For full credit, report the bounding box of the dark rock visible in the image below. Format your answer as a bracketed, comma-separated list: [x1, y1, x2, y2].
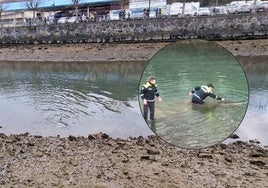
[161, 162, 169, 166]
[140, 155, 150, 161]
[101, 133, 109, 139]
[137, 136, 144, 139]
[122, 158, 129, 163]
[22, 132, 30, 137]
[244, 172, 256, 176]
[0, 133, 7, 139]
[87, 134, 95, 140]
[68, 135, 76, 141]
[136, 139, 144, 146]
[198, 153, 213, 159]
[34, 135, 43, 138]
[7, 137, 18, 143]
[249, 152, 264, 158]
[116, 141, 126, 147]
[224, 156, 233, 163]
[234, 140, 244, 145]
[145, 140, 155, 147]
[147, 149, 160, 155]
[14, 135, 21, 141]
[0, 126, 2, 128]
[219, 143, 227, 149]
[249, 160, 266, 166]
[249, 139, 261, 144]
[27, 140, 35, 146]
[229, 134, 239, 139]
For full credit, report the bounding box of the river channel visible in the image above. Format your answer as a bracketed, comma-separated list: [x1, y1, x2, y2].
[0, 61, 153, 138]
[0, 42, 267, 148]
[231, 56, 268, 146]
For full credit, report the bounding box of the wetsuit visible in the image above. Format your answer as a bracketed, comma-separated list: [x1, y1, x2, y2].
[140, 81, 160, 121]
[191, 85, 222, 104]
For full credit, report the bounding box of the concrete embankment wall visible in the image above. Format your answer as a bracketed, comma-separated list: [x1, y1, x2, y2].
[0, 13, 267, 44]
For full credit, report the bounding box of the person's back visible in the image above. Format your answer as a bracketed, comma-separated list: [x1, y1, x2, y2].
[189, 84, 224, 104]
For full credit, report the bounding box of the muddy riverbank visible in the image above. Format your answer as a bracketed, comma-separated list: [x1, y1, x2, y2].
[0, 133, 267, 187]
[0, 39, 267, 63]
[0, 39, 267, 187]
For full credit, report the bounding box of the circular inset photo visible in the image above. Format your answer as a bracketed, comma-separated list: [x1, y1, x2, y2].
[139, 40, 249, 149]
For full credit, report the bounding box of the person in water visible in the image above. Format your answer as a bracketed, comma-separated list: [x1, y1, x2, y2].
[189, 83, 225, 104]
[140, 77, 162, 121]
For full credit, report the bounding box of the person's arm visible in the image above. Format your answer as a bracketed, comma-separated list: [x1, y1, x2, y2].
[209, 93, 224, 101]
[154, 87, 162, 102]
[189, 86, 201, 95]
[193, 86, 201, 93]
[140, 86, 147, 105]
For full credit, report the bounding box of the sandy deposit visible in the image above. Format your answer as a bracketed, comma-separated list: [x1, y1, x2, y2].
[0, 39, 268, 187]
[0, 39, 267, 63]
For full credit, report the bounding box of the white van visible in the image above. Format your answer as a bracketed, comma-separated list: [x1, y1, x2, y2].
[168, 2, 200, 16]
[226, 1, 253, 14]
[198, 7, 211, 16]
[237, 2, 253, 13]
[109, 10, 120, 20]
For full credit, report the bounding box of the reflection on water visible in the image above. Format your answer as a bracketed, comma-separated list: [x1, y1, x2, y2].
[140, 40, 249, 149]
[0, 61, 153, 138]
[228, 57, 268, 145]
[0, 47, 267, 146]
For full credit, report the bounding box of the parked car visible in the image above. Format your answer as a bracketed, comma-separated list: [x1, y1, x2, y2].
[257, 1, 268, 12]
[47, 15, 55, 24]
[109, 10, 120, 20]
[57, 17, 68, 24]
[53, 12, 65, 23]
[236, 3, 253, 13]
[131, 9, 143, 19]
[211, 6, 228, 15]
[67, 16, 80, 23]
[198, 7, 211, 16]
[226, 4, 239, 14]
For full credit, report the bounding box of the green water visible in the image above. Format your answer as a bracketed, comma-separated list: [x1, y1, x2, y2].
[2, 42, 266, 147]
[139, 40, 249, 149]
[0, 61, 153, 138]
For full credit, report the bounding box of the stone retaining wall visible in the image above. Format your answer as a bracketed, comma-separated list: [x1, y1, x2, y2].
[0, 13, 267, 44]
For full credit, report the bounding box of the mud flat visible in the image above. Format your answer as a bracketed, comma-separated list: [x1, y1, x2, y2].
[0, 133, 267, 187]
[0, 39, 267, 63]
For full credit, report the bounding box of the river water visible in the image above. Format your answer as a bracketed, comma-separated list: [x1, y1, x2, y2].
[230, 56, 268, 145]
[0, 41, 267, 148]
[139, 40, 249, 149]
[0, 61, 153, 138]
